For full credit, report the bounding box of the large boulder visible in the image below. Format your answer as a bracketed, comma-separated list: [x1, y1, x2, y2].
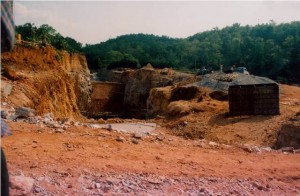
[124, 67, 197, 118]
[15, 107, 35, 118]
[147, 86, 174, 117]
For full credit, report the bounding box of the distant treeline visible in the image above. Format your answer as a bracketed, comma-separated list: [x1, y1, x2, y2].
[16, 22, 300, 83]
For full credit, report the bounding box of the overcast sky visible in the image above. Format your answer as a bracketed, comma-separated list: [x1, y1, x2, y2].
[15, 1, 300, 44]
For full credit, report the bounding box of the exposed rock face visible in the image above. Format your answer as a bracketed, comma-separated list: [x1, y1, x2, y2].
[147, 86, 203, 117]
[147, 86, 174, 117]
[1, 44, 91, 119]
[275, 113, 300, 149]
[107, 69, 135, 84]
[87, 82, 125, 118]
[123, 67, 198, 118]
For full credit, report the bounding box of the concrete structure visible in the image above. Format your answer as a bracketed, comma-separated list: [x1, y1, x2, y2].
[228, 75, 279, 115]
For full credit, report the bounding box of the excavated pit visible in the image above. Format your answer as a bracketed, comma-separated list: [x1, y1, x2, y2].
[85, 81, 125, 119]
[87, 67, 200, 119]
[2, 44, 300, 148]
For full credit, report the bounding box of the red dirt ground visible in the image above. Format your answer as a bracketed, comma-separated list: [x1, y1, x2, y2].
[1, 85, 300, 195]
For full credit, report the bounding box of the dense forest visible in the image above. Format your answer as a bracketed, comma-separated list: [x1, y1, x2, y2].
[15, 22, 300, 83]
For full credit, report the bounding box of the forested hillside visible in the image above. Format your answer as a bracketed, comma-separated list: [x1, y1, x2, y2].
[83, 22, 300, 83]
[15, 22, 300, 83]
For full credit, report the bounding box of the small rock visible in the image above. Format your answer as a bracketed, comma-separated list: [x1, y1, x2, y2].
[30, 162, 38, 169]
[183, 121, 188, 126]
[54, 128, 64, 133]
[221, 144, 231, 149]
[132, 138, 139, 144]
[33, 186, 43, 193]
[241, 144, 261, 153]
[1, 110, 9, 119]
[60, 118, 70, 124]
[82, 169, 91, 174]
[95, 183, 101, 189]
[1, 81, 13, 97]
[252, 182, 264, 191]
[116, 136, 125, 142]
[10, 176, 35, 196]
[43, 118, 52, 124]
[43, 112, 53, 119]
[251, 146, 261, 153]
[52, 123, 61, 128]
[133, 132, 144, 139]
[209, 141, 219, 148]
[27, 117, 38, 124]
[281, 147, 294, 152]
[294, 149, 300, 154]
[106, 177, 120, 185]
[261, 147, 272, 152]
[74, 122, 80, 126]
[32, 144, 38, 148]
[196, 142, 207, 148]
[156, 134, 165, 141]
[87, 184, 94, 189]
[64, 121, 71, 126]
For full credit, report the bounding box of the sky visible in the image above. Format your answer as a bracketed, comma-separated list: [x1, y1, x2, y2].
[15, 1, 300, 45]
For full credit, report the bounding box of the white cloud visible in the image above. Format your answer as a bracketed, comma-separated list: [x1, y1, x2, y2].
[15, 2, 79, 38]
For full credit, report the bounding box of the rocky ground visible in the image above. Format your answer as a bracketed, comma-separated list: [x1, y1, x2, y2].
[2, 114, 300, 195]
[1, 84, 300, 195]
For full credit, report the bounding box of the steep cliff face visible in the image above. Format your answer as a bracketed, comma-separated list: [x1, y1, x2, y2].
[1, 44, 91, 119]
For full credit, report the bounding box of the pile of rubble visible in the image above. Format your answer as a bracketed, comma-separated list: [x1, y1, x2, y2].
[9, 171, 297, 195]
[1, 103, 82, 133]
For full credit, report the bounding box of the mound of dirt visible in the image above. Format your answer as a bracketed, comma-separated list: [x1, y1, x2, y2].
[147, 85, 210, 118]
[1, 44, 91, 119]
[161, 84, 300, 147]
[167, 101, 206, 117]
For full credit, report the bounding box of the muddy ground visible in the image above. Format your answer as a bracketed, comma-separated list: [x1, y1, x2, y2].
[2, 84, 300, 195]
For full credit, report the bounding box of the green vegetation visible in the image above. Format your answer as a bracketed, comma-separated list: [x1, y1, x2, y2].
[15, 23, 82, 53]
[15, 22, 300, 83]
[83, 22, 300, 83]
